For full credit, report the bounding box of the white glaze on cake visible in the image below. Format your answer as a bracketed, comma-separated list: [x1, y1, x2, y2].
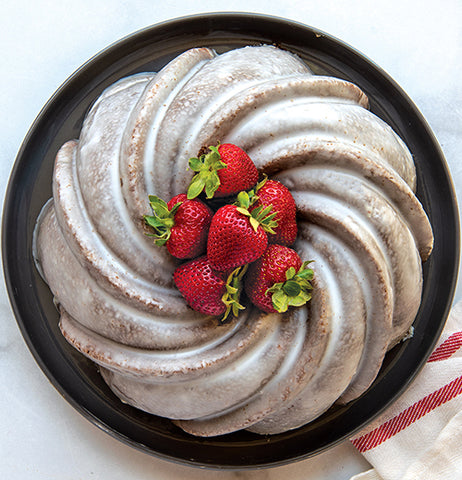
[33, 45, 433, 436]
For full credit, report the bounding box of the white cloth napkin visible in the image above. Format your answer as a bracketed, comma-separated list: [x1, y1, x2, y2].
[349, 301, 462, 480]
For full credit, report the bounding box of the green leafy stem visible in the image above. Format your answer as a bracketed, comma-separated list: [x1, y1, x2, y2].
[143, 195, 182, 245]
[266, 261, 314, 313]
[221, 264, 248, 323]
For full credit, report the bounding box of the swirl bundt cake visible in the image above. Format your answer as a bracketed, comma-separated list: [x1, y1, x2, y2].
[33, 45, 434, 436]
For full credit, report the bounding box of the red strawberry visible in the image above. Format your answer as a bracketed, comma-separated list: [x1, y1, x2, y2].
[250, 178, 297, 246]
[187, 143, 259, 199]
[173, 256, 247, 321]
[207, 191, 278, 271]
[144, 193, 212, 259]
[245, 245, 313, 313]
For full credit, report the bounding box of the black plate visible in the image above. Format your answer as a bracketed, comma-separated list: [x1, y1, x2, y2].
[2, 13, 459, 469]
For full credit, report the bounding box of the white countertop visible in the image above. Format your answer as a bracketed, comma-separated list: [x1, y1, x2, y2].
[1, 1, 461, 478]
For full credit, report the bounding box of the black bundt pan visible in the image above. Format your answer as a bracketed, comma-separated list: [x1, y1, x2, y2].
[2, 12, 459, 469]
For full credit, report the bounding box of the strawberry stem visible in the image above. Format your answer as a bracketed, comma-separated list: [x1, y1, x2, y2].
[143, 195, 182, 245]
[220, 264, 248, 323]
[187, 145, 227, 199]
[234, 191, 278, 233]
[266, 261, 314, 313]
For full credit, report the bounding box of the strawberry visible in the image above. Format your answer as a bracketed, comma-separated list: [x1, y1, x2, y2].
[250, 178, 297, 246]
[187, 143, 259, 199]
[144, 193, 212, 259]
[173, 256, 247, 321]
[207, 191, 278, 271]
[245, 244, 313, 313]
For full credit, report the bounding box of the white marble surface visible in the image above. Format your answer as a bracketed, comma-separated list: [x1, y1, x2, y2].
[1, 1, 461, 478]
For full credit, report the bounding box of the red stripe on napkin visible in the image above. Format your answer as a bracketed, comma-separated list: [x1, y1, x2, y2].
[351, 375, 462, 453]
[427, 331, 462, 362]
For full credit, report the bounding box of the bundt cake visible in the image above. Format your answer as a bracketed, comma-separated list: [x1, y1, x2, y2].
[33, 45, 434, 436]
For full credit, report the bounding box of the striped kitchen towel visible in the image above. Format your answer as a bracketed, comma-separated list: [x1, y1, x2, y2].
[349, 300, 462, 480]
